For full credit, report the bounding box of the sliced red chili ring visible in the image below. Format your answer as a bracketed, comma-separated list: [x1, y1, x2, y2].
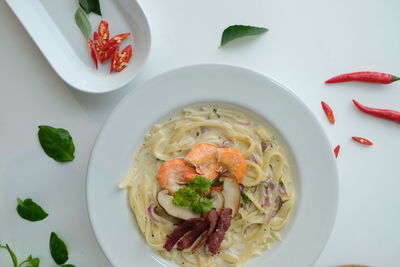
[352, 136, 373, 146]
[110, 46, 119, 73]
[107, 33, 131, 48]
[98, 20, 109, 45]
[88, 39, 98, 69]
[321, 101, 335, 124]
[114, 45, 133, 72]
[334, 145, 340, 158]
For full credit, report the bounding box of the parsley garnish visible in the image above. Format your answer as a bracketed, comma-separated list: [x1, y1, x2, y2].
[173, 176, 212, 213]
[187, 176, 212, 193]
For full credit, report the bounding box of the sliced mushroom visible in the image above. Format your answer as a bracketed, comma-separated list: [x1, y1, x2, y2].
[154, 204, 182, 225]
[157, 190, 200, 220]
[210, 191, 224, 212]
[221, 177, 241, 217]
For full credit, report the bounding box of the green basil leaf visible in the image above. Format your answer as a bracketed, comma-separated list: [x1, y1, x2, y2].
[79, 0, 101, 16]
[16, 198, 48, 222]
[220, 25, 268, 47]
[26, 255, 40, 267]
[49, 232, 68, 265]
[60, 265, 76, 267]
[38, 125, 75, 162]
[74, 8, 91, 40]
[0, 244, 18, 267]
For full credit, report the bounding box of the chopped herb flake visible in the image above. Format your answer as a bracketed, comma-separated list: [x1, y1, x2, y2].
[241, 192, 250, 204]
[212, 108, 221, 118]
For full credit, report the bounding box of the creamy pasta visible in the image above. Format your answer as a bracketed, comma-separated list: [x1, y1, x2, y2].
[119, 105, 295, 267]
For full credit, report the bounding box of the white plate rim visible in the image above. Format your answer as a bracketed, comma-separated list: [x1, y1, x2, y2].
[86, 63, 339, 267]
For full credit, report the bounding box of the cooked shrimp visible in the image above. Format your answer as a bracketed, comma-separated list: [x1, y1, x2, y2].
[217, 147, 247, 183]
[157, 158, 197, 193]
[185, 143, 221, 180]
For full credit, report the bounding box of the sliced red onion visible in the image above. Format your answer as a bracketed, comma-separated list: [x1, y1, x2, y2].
[147, 204, 161, 223]
[263, 195, 270, 207]
[200, 126, 211, 134]
[239, 184, 245, 191]
[248, 153, 257, 163]
[261, 141, 272, 153]
[273, 196, 282, 216]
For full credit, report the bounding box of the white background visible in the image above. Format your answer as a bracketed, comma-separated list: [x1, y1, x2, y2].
[1, 0, 399, 266]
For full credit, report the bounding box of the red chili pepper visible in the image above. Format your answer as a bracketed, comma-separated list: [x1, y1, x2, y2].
[333, 145, 340, 158]
[98, 20, 109, 45]
[114, 45, 133, 72]
[93, 32, 106, 63]
[352, 136, 373, 146]
[107, 33, 131, 48]
[325, 71, 400, 84]
[88, 39, 98, 69]
[110, 46, 119, 73]
[321, 101, 335, 124]
[103, 43, 118, 62]
[352, 100, 400, 123]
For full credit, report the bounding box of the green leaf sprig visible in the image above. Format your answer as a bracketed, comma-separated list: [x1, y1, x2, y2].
[79, 0, 102, 16]
[220, 25, 268, 47]
[75, 8, 91, 39]
[17, 198, 48, 222]
[173, 176, 213, 213]
[38, 125, 75, 162]
[49, 232, 69, 265]
[0, 244, 40, 267]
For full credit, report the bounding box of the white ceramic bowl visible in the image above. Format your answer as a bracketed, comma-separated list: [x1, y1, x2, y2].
[5, 0, 151, 93]
[87, 64, 338, 266]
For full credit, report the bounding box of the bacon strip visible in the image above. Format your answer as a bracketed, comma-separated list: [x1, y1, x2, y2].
[206, 208, 232, 255]
[163, 217, 205, 251]
[177, 220, 209, 250]
[192, 208, 219, 252]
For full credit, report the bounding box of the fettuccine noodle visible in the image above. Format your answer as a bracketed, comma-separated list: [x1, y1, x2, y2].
[120, 105, 295, 267]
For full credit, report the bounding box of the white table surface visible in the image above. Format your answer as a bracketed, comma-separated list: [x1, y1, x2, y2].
[1, 0, 399, 266]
